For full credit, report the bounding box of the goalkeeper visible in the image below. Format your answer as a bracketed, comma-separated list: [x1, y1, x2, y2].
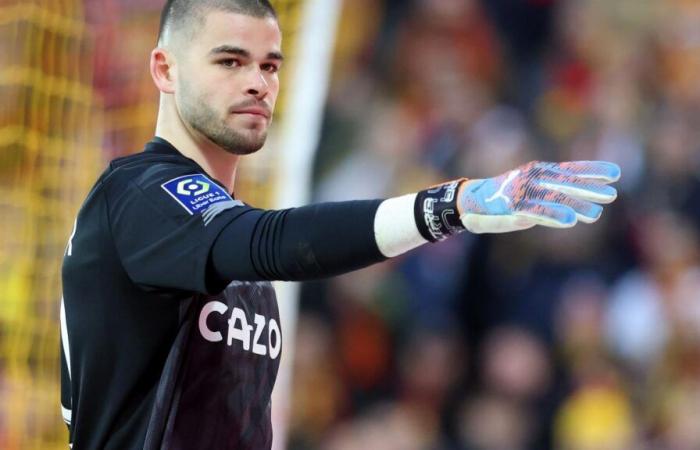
[59, 0, 620, 449]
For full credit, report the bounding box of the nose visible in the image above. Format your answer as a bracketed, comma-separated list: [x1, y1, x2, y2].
[245, 67, 268, 99]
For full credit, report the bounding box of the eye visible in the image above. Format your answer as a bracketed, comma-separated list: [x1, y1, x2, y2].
[219, 58, 240, 68]
[261, 63, 279, 73]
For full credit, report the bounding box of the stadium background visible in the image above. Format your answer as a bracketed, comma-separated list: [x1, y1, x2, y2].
[2, 0, 700, 449]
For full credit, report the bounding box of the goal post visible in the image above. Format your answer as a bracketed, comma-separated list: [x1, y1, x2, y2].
[268, 0, 344, 447]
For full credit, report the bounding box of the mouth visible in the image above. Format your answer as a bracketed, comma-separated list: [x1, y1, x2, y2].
[232, 107, 271, 119]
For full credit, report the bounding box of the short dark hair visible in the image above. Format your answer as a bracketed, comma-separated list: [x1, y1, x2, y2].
[157, 0, 277, 45]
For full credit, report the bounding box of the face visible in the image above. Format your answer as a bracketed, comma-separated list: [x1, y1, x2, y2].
[175, 11, 282, 155]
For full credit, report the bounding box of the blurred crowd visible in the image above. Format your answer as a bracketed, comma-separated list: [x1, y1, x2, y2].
[290, 0, 700, 449]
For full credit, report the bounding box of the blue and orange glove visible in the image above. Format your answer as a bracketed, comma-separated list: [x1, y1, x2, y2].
[457, 160, 621, 233]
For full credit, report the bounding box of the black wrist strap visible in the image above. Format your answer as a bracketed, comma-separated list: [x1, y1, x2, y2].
[414, 178, 468, 242]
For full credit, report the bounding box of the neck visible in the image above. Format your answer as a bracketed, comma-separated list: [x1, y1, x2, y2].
[155, 96, 240, 194]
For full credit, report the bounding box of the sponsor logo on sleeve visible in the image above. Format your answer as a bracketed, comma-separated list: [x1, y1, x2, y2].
[161, 174, 243, 222]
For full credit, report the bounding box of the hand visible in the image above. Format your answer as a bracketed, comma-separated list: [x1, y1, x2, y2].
[458, 160, 621, 233]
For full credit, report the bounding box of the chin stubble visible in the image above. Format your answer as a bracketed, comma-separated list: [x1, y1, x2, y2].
[181, 91, 267, 155]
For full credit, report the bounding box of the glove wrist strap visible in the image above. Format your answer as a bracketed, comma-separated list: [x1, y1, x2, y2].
[414, 178, 468, 242]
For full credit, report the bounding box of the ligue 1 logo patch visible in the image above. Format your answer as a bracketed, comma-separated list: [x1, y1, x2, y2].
[161, 174, 243, 224]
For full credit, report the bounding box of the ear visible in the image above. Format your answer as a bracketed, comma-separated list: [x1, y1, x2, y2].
[150, 47, 176, 94]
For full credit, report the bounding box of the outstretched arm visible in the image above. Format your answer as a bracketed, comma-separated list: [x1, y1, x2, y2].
[210, 160, 621, 285]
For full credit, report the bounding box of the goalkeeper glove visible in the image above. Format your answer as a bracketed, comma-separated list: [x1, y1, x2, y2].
[457, 160, 621, 234]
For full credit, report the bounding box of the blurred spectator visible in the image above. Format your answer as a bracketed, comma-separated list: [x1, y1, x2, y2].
[398, 328, 465, 410]
[554, 383, 637, 450]
[289, 314, 346, 448]
[457, 392, 534, 450]
[480, 326, 551, 402]
[650, 381, 700, 450]
[323, 402, 439, 450]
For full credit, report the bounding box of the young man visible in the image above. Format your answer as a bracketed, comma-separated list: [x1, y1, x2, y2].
[60, 0, 620, 448]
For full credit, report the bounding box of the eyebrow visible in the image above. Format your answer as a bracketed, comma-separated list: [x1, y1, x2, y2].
[208, 45, 284, 61]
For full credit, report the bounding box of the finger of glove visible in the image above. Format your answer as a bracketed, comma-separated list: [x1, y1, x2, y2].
[538, 179, 618, 204]
[537, 161, 621, 183]
[515, 200, 578, 228]
[540, 192, 604, 223]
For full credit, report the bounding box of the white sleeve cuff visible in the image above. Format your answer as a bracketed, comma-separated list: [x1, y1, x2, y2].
[373, 194, 428, 258]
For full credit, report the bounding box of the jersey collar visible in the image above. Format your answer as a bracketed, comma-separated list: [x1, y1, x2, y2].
[144, 136, 183, 156]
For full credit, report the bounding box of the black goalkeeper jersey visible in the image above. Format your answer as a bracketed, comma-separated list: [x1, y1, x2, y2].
[60, 138, 282, 449]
